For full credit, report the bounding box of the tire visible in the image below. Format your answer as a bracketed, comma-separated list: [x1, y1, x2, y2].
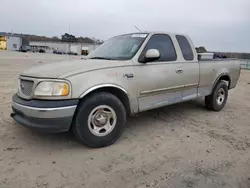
[72, 92, 127, 148]
[205, 80, 228, 111]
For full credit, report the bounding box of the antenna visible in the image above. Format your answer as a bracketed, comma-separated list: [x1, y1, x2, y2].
[134, 26, 141, 32]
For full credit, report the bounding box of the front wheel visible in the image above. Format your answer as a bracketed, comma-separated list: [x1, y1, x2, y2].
[72, 92, 127, 148]
[205, 80, 228, 111]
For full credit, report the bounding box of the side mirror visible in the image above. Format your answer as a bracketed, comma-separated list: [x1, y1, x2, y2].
[144, 49, 160, 62]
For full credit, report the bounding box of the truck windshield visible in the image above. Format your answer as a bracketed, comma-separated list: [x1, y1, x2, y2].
[88, 33, 148, 60]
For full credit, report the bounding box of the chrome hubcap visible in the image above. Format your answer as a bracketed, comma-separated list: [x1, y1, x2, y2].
[216, 88, 225, 105]
[94, 113, 108, 126]
[88, 105, 117, 137]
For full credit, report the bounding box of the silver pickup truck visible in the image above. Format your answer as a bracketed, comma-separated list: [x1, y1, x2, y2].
[11, 32, 241, 148]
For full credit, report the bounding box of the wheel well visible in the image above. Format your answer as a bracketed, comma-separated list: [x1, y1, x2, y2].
[80, 87, 131, 115]
[218, 75, 231, 88]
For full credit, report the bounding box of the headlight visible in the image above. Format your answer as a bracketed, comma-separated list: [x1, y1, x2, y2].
[34, 81, 70, 96]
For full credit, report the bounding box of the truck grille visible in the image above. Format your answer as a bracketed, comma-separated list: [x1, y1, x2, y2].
[20, 79, 34, 97]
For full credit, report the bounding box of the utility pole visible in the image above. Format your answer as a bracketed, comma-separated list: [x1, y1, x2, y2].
[69, 24, 71, 60]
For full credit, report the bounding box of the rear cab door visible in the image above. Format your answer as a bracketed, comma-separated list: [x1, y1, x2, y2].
[175, 35, 199, 101]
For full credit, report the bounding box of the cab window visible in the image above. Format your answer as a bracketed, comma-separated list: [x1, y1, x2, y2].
[176, 35, 194, 61]
[139, 34, 177, 62]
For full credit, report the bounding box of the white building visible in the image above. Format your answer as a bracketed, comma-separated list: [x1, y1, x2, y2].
[29, 41, 100, 55]
[0, 34, 23, 51]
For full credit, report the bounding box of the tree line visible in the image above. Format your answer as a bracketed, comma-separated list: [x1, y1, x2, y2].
[1, 32, 103, 44]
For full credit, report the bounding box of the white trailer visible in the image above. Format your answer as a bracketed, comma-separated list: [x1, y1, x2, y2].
[70, 45, 81, 55]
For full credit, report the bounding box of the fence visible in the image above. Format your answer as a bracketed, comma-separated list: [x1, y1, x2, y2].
[239, 59, 250, 70]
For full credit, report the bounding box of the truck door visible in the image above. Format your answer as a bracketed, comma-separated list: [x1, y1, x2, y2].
[175, 35, 199, 101]
[134, 34, 184, 112]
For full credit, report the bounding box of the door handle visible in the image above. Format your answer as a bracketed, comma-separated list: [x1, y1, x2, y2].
[176, 69, 184, 74]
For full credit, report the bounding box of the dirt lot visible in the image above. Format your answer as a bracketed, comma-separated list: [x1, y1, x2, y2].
[0, 51, 250, 188]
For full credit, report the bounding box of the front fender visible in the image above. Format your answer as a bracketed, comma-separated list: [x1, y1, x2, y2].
[67, 67, 139, 113]
[79, 84, 128, 98]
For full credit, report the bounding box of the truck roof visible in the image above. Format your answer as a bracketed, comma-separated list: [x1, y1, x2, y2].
[116, 31, 188, 38]
[147, 31, 186, 35]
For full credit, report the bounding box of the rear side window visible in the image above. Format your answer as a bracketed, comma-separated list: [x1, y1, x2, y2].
[140, 34, 177, 62]
[176, 35, 194, 61]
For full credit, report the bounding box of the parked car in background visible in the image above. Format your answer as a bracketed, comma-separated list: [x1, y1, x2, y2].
[11, 32, 241, 148]
[38, 48, 45, 53]
[67, 51, 78, 55]
[19, 45, 29, 52]
[55, 49, 62, 54]
[53, 49, 61, 54]
[81, 50, 89, 56]
[53, 49, 66, 54]
[31, 48, 39, 53]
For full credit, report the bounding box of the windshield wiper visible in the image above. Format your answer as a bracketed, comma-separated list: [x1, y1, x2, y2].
[89, 57, 114, 60]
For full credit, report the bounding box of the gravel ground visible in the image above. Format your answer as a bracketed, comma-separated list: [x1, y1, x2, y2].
[0, 51, 250, 188]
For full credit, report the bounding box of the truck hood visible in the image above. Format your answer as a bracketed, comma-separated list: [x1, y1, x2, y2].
[21, 59, 131, 78]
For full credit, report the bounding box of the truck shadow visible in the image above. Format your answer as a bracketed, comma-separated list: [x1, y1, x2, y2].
[126, 98, 206, 127]
[13, 98, 207, 150]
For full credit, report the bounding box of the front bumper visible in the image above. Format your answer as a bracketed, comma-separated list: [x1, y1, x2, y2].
[11, 94, 79, 133]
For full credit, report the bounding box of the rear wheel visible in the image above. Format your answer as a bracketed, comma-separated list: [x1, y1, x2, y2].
[205, 80, 228, 111]
[72, 92, 126, 148]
